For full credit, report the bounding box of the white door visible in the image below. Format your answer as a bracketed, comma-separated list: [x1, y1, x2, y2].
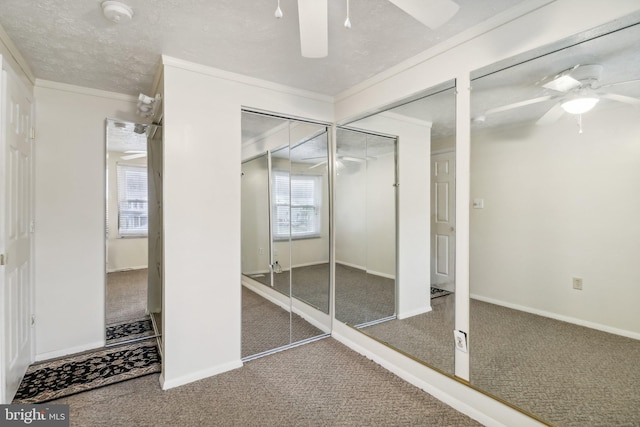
[431, 151, 455, 291]
[1, 66, 34, 403]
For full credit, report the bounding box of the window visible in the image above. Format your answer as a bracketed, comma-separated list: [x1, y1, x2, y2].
[272, 172, 322, 239]
[117, 164, 148, 237]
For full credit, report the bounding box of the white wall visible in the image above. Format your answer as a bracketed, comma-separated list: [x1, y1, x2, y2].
[34, 81, 138, 359]
[348, 113, 433, 318]
[106, 151, 148, 272]
[470, 105, 640, 336]
[160, 56, 334, 389]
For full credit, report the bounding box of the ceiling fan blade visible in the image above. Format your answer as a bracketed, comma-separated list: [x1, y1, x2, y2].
[542, 75, 582, 92]
[121, 153, 147, 160]
[309, 161, 327, 169]
[484, 95, 554, 116]
[388, 0, 459, 29]
[595, 79, 640, 90]
[298, 0, 328, 58]
[600, 93, 640, 106]
[340, 156, 366, 163]
[536, 103, 565, 126]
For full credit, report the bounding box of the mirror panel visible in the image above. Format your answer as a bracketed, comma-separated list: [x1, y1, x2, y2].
[469, 22, 640, 425]
[336, 81, 457, 376]
[241, 112, 331, 359]
[105, 119, 160, 346]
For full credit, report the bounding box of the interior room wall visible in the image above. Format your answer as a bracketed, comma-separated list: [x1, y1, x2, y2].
[470, 104, 640, 337]
[347, 113, 433, 318]
[34, 81, 138, 359]
[241, 157, 270, 275]
[106, 151, 148, 272]
[161, 56, 334, 389]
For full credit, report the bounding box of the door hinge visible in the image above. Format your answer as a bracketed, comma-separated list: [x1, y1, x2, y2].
[31, 315, 36, 326]
[0, 254, 5, 266]
[30, 128, 36, 140]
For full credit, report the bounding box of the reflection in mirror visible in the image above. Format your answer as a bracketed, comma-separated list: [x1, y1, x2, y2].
[470, 21, 640, 426]
[105, 119, 161, 346]
[241, 111, 330, 359]
[335, 129, 397, 327]
[336, 82, 457, 376]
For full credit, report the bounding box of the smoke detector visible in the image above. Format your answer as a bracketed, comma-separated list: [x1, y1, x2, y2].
[102, 1, 134, 23]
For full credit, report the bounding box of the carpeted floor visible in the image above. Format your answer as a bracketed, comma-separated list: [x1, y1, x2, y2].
[242, 286, 325, 358]
[12, 340, 161, 404]
[47, 338, 482, 427]
[106, 269, 148, 325]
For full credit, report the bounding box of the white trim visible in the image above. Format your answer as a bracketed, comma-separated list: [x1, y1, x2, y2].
[471, 294, 640, 341]
[334, 0, 554, 103]
[291, 298, 331, 334]
[35, 341, 106, 362]
[331, 321, 546, 427]
[0, 23, 35, 85]
[431, 147, 455, 156]
[106, 265, 148, 273]
[397, 305, 432, 320]
[160, 360, 243, 390]
[242, 278, 290, 311]
[162, 55, 334, 104]
[336, 260, 365, 271]
[379, 111, 433, 128]
[366, 269, 395, 280]
[34, 79, 137, 102]
[241, 120, 290, 148]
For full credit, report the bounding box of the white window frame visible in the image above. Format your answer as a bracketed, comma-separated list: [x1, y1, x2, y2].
[272, 171, 322, 240]
[117, 163, 148, 238]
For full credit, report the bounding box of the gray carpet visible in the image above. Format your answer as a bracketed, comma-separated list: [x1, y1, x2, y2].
[242, 286, 324, 358]
[49, 338, 482, 427]
[106, 269, 148, 324]
[470, 300, 640, 427]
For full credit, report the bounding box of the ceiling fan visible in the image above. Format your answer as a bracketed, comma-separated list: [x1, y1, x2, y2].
[121, 151, 146, 160]
[277, 0, 460, 58]
[476, 64, 640, 127]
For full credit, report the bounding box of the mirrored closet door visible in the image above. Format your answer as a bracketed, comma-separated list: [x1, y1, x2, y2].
[468, 19, 640, 426]
[241, 111, 331, 359]
[105, 119, 162, 346]
[335, 81, 458, 376]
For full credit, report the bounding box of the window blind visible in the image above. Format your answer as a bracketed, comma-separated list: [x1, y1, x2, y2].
[272, 171, 321, 239]
[117, 164, 148, 237]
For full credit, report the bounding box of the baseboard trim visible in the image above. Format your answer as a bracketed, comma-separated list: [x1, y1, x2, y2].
[106, 266, 148, 273]
[331, 322, 544, 427]
[471, 294, 640, 341]
[35, 340, 105, 362]
[160, 360, 243, 390]
[397, 305, 432, 320]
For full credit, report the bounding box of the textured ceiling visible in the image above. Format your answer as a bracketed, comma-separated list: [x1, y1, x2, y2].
[0, 0, 528, 96]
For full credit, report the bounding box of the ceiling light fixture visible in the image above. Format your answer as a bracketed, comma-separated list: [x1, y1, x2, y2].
[344, 0, 352, 29]
[274, 0, 283, 19]
[101, 1, 134, 23]
[561, 92, 600, 115]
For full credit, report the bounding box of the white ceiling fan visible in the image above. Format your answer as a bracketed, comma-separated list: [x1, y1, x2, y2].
[476, 64, 640, 127]
[277, 0, 460, 58]
[121, 151, 147, 160]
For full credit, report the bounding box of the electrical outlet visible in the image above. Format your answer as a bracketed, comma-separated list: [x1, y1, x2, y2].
[454, 330, 468, 353]
[572, 277, 583, 290]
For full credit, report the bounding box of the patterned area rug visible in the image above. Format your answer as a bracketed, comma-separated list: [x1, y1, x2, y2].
[12, 340, 161, 404]
[106, 316, 154, 345]
[431, 287, 452, 299]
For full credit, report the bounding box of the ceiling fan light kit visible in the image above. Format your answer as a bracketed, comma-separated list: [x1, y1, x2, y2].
[561, 94, 600, 115]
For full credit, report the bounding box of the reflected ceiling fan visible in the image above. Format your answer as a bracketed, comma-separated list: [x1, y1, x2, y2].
[304, 154, 375, 170]
[275, 0, 460, 58]
[121, 151, 146, 160]
[476, 64, 640, 129]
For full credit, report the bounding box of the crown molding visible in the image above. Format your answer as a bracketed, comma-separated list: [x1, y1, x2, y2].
[162, 55, 334, 105]
[35, 79, 137, 102]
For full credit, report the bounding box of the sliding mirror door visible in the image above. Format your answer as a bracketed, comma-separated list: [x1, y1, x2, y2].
[335, 81, 457, 376]
[469, 20, 640, 426]
[241, 111, 330, 359]
[105, 119, 159, 345]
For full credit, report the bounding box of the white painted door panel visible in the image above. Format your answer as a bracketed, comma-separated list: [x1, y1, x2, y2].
[431, 152, 455, 291]
[1, 67, 34, 403]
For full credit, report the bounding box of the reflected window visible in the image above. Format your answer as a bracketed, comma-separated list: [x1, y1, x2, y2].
[117, 164, 148, 237]
[272, 171, 322, 239]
